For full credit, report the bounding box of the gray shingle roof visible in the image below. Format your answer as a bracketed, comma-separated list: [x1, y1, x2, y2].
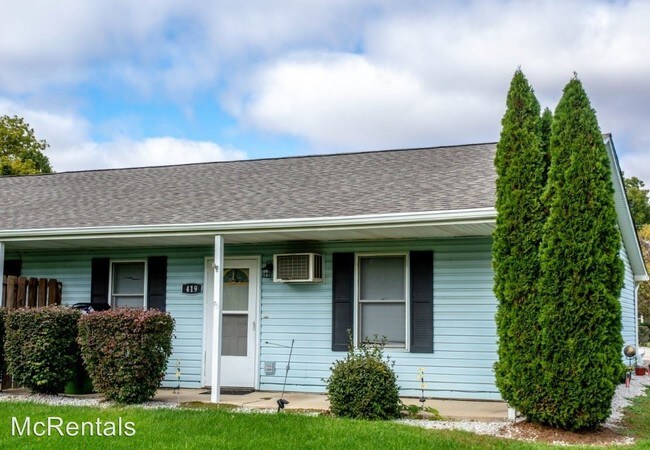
[0, 143, 497, 230]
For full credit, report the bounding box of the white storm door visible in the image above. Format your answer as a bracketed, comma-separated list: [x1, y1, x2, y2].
[204, 258, 258, 388]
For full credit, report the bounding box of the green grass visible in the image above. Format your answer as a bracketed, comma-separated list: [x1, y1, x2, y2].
[622, 387, 650, 448]
[0, 395, 648, 450]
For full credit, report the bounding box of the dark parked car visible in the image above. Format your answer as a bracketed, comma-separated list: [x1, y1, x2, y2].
[70, 302, 111, 314]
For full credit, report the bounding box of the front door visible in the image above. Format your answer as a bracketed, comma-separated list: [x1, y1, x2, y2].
[204, 258, 258, 388]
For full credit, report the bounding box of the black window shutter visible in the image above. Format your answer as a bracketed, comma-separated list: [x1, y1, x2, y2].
[332, 252, 354, 351]
[410, 251, 433, 353]
[147, 256, 167, 311]
[90, 258, 110, 304]
[4, 259, 21, 277]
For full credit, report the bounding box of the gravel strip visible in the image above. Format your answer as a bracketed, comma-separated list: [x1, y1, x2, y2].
[398, 374, 650, 446]
[0, 392, 178, 409]
[605, 373, 650, 427]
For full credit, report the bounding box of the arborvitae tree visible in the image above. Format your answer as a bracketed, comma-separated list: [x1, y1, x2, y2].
[535, 76, 624, 431]
[493, 69, 547, 414]
[539, 107, 553, 182]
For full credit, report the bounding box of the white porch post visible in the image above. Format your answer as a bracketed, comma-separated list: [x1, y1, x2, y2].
[0, 242, 4, 307]
[210, 235, 224, 403]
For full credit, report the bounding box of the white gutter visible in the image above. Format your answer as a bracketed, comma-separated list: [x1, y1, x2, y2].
[0, 208, 497, 242]
[604, 136, 649, 282]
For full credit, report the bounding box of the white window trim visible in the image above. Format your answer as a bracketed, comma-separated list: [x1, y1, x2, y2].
[108, 259, 148, 309]
[354, 252, 410, 351]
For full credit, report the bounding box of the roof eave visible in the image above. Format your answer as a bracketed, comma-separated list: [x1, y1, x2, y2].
[604, 135, 649, 280]
[0, 208, 497, 242]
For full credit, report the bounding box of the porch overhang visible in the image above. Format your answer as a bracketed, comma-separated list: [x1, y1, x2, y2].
[0, 208, 497, 251]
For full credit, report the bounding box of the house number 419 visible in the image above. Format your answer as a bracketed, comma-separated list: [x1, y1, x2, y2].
[182, 283, 202, 294]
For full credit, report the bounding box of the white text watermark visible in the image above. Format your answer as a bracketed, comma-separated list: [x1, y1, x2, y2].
[11, 416, 136, 437]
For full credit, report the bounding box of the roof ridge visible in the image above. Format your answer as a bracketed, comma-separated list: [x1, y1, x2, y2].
[1, 141, 497, 178]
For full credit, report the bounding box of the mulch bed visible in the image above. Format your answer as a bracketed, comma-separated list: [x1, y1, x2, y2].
[499, 421, 632, 446]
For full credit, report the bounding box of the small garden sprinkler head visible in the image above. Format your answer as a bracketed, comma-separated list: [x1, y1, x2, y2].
[277, 398, 289, 412]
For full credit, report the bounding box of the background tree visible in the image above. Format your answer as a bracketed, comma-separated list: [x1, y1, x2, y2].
[638, 225, 650, 324]
[0, 115, 52, 175]
[539, 107, 553, 179]
[537, 76, 624, 431]
[623, 175, 650, 229]
[493, 69, 547, 415]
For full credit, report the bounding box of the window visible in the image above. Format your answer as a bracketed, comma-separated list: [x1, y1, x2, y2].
[110, 261, 147, 308]
[357, 255, 407, 348]
[222, 268, 250, 356]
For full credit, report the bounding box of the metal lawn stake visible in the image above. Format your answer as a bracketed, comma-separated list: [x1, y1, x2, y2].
[265, 339, 295, 412]
[174, 359, 182, 405]
[417, 368, 427, 410]
[624, 344, 636, 388]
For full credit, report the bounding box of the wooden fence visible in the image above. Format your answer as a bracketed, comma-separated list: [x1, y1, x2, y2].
[1, 275, 63, 389]
[1, 275, 62, 309]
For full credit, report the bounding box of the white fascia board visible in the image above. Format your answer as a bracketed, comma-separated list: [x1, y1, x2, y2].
[604, 135, 649, 280]
[0, 208, 497, 242]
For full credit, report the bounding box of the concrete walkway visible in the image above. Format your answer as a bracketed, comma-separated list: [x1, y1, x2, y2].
[154, 389, 508, 421]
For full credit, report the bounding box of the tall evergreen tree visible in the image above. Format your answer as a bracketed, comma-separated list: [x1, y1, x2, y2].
[535, 76, 624, 430]
[540, 107, 553, 183]
[493, 69, 547, 414]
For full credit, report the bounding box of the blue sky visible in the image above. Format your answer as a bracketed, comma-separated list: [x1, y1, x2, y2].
[1, 0, 649, 185]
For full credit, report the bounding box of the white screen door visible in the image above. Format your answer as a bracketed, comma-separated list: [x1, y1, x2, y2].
[204, 258, 258, 388]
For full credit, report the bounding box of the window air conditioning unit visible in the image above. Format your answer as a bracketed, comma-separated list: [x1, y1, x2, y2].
[273, 253, 323, 283]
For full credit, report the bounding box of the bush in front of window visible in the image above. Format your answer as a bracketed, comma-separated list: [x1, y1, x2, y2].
[326, 337, 401, 420]
[4, 306, 81, 394]
[77, 308, 174, 404]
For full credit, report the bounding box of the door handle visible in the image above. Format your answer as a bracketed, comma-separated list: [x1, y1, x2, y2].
[252, 320, 256, 331]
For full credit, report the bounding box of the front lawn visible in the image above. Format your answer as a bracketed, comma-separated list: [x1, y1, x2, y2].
[0, 395, 648, 450]
[0, 402, 540, 450]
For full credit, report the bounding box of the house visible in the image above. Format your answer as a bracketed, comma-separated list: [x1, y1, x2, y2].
[0, 136, 647, 403]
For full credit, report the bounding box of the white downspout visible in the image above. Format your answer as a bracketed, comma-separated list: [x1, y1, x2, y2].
[210, 235, 225, 404]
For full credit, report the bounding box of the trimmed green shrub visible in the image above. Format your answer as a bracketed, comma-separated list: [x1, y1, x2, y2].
[326, 338, 400, 420]
[493, 69, 548, 415]
[0, 308, 5, 382]
[4, 306, 81, 394]
[77, 308, 174, 404]
[536, 76, 624, 430]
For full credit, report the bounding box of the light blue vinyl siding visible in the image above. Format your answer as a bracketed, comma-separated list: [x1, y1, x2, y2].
[20, 247, 208, 389]
[15, 236, 638, 401]
[241, 238, 501, 400]
[620, 244, 637, 347]
[21, 257, 91, 304]
[15, 238, 500, 399]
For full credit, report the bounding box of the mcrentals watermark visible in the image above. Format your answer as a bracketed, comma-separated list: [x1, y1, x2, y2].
[11, 416, 136, 437]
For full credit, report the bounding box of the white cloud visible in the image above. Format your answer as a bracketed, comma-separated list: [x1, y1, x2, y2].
[233, 53, 497, 150]
[0, 98, 245, 172]
[226, 0, 650, 182]
[0, 0, 648, 184]
[0, 0, 387, 98]
[56, 138, 246, 171]
[620, 151, 650, 188]
[0, 0, 186, 94]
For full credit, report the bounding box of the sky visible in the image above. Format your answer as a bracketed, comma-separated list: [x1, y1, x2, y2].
[1, 0, 649, 186]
